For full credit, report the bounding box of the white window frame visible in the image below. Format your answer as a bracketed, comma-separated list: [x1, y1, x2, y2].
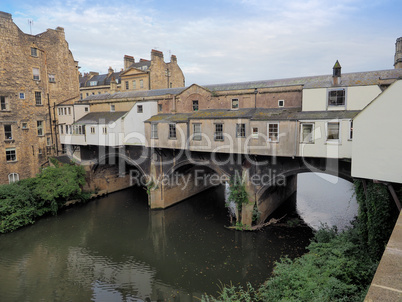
[214, 123, 224, 141]
[326, 121, 341, 143]
[300, 123, 315, 144]
[37, 121, 44, 136]
[151, 123, 158, 139]
[193, 123, 202, 141]
[6, 148, 16, 162]
[33, 68, 40, 81]
[48, 74, 56, 83]
[140, 79, 144, 88]
[252, 127, 259, 139]
[8, 173, 19, 184]
[137, 105, 143, 113]
[132, 80, 136, 89]
[278, 100, 284, 107]
[268, 123, 279, 142]
[19, 92, 25, 99]
[236, 123, 246, 138]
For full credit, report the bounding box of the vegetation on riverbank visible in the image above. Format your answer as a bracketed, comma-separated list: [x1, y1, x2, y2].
[202, 180, 400, 302]
[0, 162, 90, 233]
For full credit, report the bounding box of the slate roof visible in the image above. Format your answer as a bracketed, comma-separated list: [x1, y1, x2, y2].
[82, 87, 186, 101]
[145, 108, 359, 123]
[74, 111, 128, 124]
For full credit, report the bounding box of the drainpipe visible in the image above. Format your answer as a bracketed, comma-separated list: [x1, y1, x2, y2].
[254, 88, 258, 108]
[53, 103, 59, 155]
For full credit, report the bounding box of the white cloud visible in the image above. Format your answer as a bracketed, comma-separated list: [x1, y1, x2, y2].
[10, 0, 402, 85]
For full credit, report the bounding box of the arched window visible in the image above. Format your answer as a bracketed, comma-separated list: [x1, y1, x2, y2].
[8, 173, 19, 184]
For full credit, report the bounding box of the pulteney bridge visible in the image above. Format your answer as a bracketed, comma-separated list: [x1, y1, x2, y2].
[88, 145, 352, 226]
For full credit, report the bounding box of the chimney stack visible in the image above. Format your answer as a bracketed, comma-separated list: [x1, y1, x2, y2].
[124, 55, 135, 70]
[394, 37, 402, 69]
[332, 60, 341, 85]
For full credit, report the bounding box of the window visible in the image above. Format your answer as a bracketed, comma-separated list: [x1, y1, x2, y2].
[19, 93, 25, 99]
[349, 120, 353, 140]
[86, 93, 89, 97]
[158, 104, 163, 112]
[327, 122, 340, 141]
[65, 125, 69, 134]
[192, 100, 199, 111]
[278, 100, 284, 107]
[89, 81, 97, 86]
[137, 105, 143, 113]
[8, 173, 19, 183]
[133, 80, 136, 89]
[103, 127, 107, 134]
[37, 121, 44, 136]
[38, 148, 42, 155]
[301, 123, 314, 143]
[6, 148, 16, 162]
[214, 123, 223, 141]
[125, 81, 129, 90]
[85, 107, 89, 112]
[64, 108, 67, 115]
[4, 125, 12, 140]
[231, 99, 239, 110]
[328, 89, 345, 106]
[68, 107, 71, 115]
[48, 74, 55, 83]
[236, 123, 245, 138]
[90, 127, 95, 134]
[268, 123, 279, 142]
[252, 127, 259, 138]
[140, 79, 144, 88]
[193, 123, 201, 141]
[151, 123, 158, 139]
[110, 104, 115, 112]
[33, 68, 40, 80]
[47, 137, 51, 146]
[31, 47, 38, 57]
[1, 96, 6, 110]
[80, 93, 83, 100]
[168, 124, 176, 139]
[22, 122, 28, 129]
[35, 91, 42, 105]
[59, 125, 64, 134]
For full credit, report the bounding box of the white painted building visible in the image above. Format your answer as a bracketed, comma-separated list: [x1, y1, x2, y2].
[352, 80, 402, 183]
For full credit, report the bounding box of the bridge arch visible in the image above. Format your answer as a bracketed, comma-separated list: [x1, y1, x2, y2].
[166, 159, 230, 180]
[91, 152, 147, 177]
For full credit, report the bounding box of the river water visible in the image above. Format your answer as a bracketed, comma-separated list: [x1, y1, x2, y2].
[0, 173, 358, 302]
[0, 185, 313, 302]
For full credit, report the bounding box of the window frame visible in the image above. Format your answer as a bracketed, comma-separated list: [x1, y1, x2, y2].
[48, 74, 56, 83]
[37, 120, 44, 136]
[19, 92, 25, 99]
[33, 67, 40, 81]
[125, 81, 129, 90]
[268, 123, 279, 143]
[0, 96, 6, 110]
[137, 105, 143, 113]
[151, 123, 158, 139]
[214, 123, 224, 141]
[6, 148, 16, 162]
[8, 173, 19, 184]
[132, 80, 136, 89]
[193, 123, 202, 141]
[110, 104, 115, 112]
[192, 100, 199, 111]
[252, 127, 259, 139]
[231, 99, 239, 110]
[31, 47, 38, 57]
[328, 88, 346, 107]
[326, 121, 341, 142]
[140, 79, 144, 88]
[236, 123, 246, 138]
[35, 91, 42, 105]
[168, 123, 177, 139]
[349, 120, 353, 140]
[300, 123, 315, 144]
[4, 124, 12, 140]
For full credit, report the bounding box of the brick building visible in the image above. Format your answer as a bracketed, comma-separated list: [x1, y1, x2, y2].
[79, 49, 185, 99]
[0, 11, 79, 184]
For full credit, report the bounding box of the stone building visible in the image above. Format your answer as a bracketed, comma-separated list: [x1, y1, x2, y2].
[79, 49, 185, 98]
[0, 11, 79, 184]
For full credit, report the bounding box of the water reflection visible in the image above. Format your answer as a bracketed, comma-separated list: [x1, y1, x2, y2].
[0, 185, 312, 301]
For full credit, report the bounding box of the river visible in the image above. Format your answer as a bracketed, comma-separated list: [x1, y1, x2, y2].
[0, 173, 357, 302]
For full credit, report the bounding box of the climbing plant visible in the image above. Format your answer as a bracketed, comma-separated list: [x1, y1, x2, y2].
[227, 174, 249, 223]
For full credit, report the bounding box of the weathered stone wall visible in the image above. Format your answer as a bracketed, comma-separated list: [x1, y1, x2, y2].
[0, 11, 79, 184]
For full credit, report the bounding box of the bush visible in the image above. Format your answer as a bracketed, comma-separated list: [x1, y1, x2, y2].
[0, 163, 88, 233]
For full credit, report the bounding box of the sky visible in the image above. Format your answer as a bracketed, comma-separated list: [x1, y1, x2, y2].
[2, 0, 402, 85]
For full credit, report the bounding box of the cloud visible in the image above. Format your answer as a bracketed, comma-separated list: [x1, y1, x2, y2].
[10, 0, 402, 85]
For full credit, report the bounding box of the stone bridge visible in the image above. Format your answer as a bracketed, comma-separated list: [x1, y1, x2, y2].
[88, 145, 352, 226]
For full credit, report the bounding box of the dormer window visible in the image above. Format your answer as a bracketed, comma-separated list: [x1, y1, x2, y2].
[231, 99, 239, 110]
[328, 89, 345, 106]
[89, 81, 97, 86]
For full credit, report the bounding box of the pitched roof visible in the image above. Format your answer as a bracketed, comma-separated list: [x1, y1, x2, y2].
[74, 111, 128, 124]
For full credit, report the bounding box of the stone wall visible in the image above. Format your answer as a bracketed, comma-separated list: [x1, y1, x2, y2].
[0, 11, 79, 184]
